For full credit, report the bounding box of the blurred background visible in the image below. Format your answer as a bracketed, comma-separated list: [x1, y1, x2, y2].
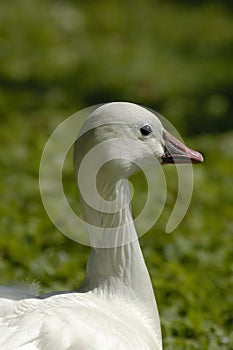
[0, 0, 232, 348]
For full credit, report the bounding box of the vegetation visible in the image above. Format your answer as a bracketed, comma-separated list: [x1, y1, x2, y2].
[0, 0, 232, 348]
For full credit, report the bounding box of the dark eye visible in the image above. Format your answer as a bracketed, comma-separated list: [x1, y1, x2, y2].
[140, 124, 153, 136]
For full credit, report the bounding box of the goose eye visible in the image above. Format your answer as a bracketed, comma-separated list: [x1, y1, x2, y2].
[140, 124, 153, 136]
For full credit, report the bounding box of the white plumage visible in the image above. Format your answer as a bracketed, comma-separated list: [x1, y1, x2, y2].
[0, 102, 203, 349]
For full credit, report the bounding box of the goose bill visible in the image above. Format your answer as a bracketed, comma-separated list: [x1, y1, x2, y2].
[162, 130, 203, 164]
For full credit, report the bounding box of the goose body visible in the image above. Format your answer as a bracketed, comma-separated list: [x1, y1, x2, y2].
[0, 102, 203, 349]
[0, 293, 159, 349]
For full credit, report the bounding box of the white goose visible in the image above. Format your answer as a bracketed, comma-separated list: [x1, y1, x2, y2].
[0, 102, 203, 350]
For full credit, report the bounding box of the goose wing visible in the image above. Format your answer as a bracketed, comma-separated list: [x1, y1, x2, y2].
[0, 293, 160, 350]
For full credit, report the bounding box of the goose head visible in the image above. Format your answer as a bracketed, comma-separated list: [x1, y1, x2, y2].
[73, 102, 203, 247]
[74, 102, 203, 183]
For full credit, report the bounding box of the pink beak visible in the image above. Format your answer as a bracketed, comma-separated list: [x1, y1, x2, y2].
[162, 130, 204, 164]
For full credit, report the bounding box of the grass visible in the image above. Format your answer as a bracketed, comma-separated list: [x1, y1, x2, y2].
[0, 114, 232, 348]
[0, 0, 232, 347]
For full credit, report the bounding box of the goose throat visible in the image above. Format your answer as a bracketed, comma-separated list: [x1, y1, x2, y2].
[80, 173, 138, 249]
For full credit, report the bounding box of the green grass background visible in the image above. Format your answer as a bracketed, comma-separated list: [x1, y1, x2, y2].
[0, 0, 232, 348]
